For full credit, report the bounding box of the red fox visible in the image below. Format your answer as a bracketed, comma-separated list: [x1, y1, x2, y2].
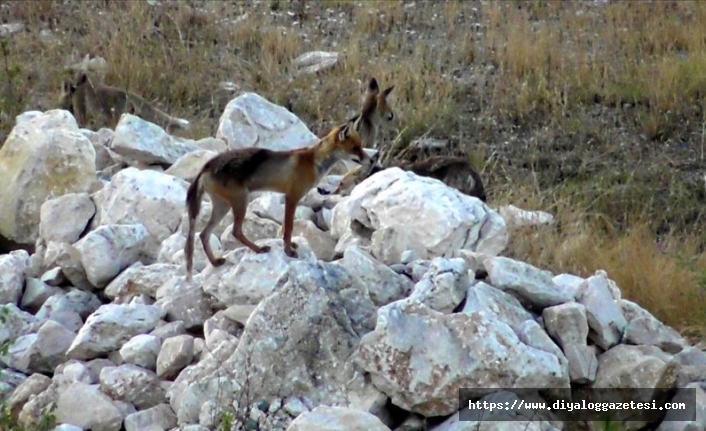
[318, 152, 487, 202]
[317, 77, 394, 149]
[349, 77, 395, 149]
[59, 71, 190, 132]
[184, 122, 368, 281]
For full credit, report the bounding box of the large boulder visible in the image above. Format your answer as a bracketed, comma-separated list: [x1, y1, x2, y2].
[74, 223, 153, 288]
[39, 192, 96, 244]
[92, 167, 189, 254]
[216, 92, 318, 151]
[331, 168, 507, 264]
[170, 261, 378, 423]
[357, 299, 569, 417]
[66, 303, 165, 360]
[199, 238, 317, 306]
[0, 110, 96, 244]
[111, 114, 200, 165]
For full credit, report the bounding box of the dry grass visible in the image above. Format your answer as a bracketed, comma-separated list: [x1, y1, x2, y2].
[501, 189, 706, 333]
[1, 0, 705, 332]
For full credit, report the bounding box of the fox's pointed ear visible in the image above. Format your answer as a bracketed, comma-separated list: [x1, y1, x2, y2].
[338, 124, 349, 141]
[382, 85, 394, 97]
[367, 78, 379, 94]
[370, 151, 380, 164]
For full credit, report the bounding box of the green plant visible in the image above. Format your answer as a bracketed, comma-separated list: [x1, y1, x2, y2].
[0, 401, 56, 431]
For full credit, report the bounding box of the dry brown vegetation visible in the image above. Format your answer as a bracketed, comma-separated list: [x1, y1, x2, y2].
[1, 0, 705, 332]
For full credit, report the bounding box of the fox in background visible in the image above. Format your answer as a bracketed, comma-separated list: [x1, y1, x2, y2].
[183, 122, 369, 282]
[315, 77, 486, 202]
[59, 71, 190, 132]
[319, 151, 487, 202]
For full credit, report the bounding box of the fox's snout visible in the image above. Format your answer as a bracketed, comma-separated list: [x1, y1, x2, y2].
[354, 149, 370, 166]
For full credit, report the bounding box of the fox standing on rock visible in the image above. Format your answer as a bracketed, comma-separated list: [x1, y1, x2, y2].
[184, 122, 369, 282]
[59, 71, 190, 132]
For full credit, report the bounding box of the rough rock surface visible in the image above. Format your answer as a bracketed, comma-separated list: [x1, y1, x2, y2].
[331, 168, 508, 264]
[0, 110, 96, 244]
[1, 95, 702, 431]
[357, 299, 569, 416]
[216, 92, 318, 151]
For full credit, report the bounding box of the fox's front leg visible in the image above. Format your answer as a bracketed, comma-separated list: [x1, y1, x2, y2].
[282, 196, 299, 258]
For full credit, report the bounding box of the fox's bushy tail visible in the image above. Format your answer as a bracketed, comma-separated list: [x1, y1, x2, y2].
[184, 172, 204, 282]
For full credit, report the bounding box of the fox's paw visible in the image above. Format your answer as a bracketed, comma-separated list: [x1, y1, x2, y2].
[257, 245, 271, 253]
[284, 247, 299, 258]
[213, 257, 226, 267]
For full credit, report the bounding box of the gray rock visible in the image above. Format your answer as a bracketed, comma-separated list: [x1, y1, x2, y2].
[0, 110, 96, 244]
[74, 223, 153, 288]
[277, 219, 336, 261]
[104, 262, 179, 300]
[623, 316, 687, 354]
[408, 257, 471, 313]
[462, 281, 534, 332]
[150, 321, 187, 340]
[91, 167, 189, 256]
[5, 373, 52, 418]
[55, 382, 123, 431]
[155, 287, 213, 330]
[21, 277, 61, 313]
[0, 319, 76, 374]
[563, 344, 598, 383]
[200, 238, 317, 306]
[39, 192, 95, 244]
[156, 334, 195, 380]
[119, 334, 162, 371]
[170, 261, 377, 424]
[100, 364, 166, 409]
[124, 403, 178, 431]
[331, 168, 508, 263]
[0, 304, 41, 348]
[286, 405, 390, 431]
[485, 256, 572, 310]
[340, 245, 413, 306]
[67, 304, 165, 360]
[357, 299, 569, 417]
[216, 92, 318, 151]
[0, 368, 28, 403]
[576, 272, 628, 350]
[0, 250, 30, 304]
[542, 302, 589, 348]
[111, 114, 198, 165]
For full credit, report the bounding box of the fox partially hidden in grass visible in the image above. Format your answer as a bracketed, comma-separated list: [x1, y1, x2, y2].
[348, 77, 395, 149]
[317, 77, 394, 147]
[184, 122, 369, 281]
[318, 152, 488, 202]
[59, 72, 190, 132]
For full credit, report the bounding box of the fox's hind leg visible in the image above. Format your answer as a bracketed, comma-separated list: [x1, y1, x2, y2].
[200, 193, 230, 267]
[229, 190, 271, 254]
[282, 195, 300, 258]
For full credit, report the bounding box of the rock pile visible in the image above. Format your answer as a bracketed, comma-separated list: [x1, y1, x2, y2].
[0, 94, 704, 431]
